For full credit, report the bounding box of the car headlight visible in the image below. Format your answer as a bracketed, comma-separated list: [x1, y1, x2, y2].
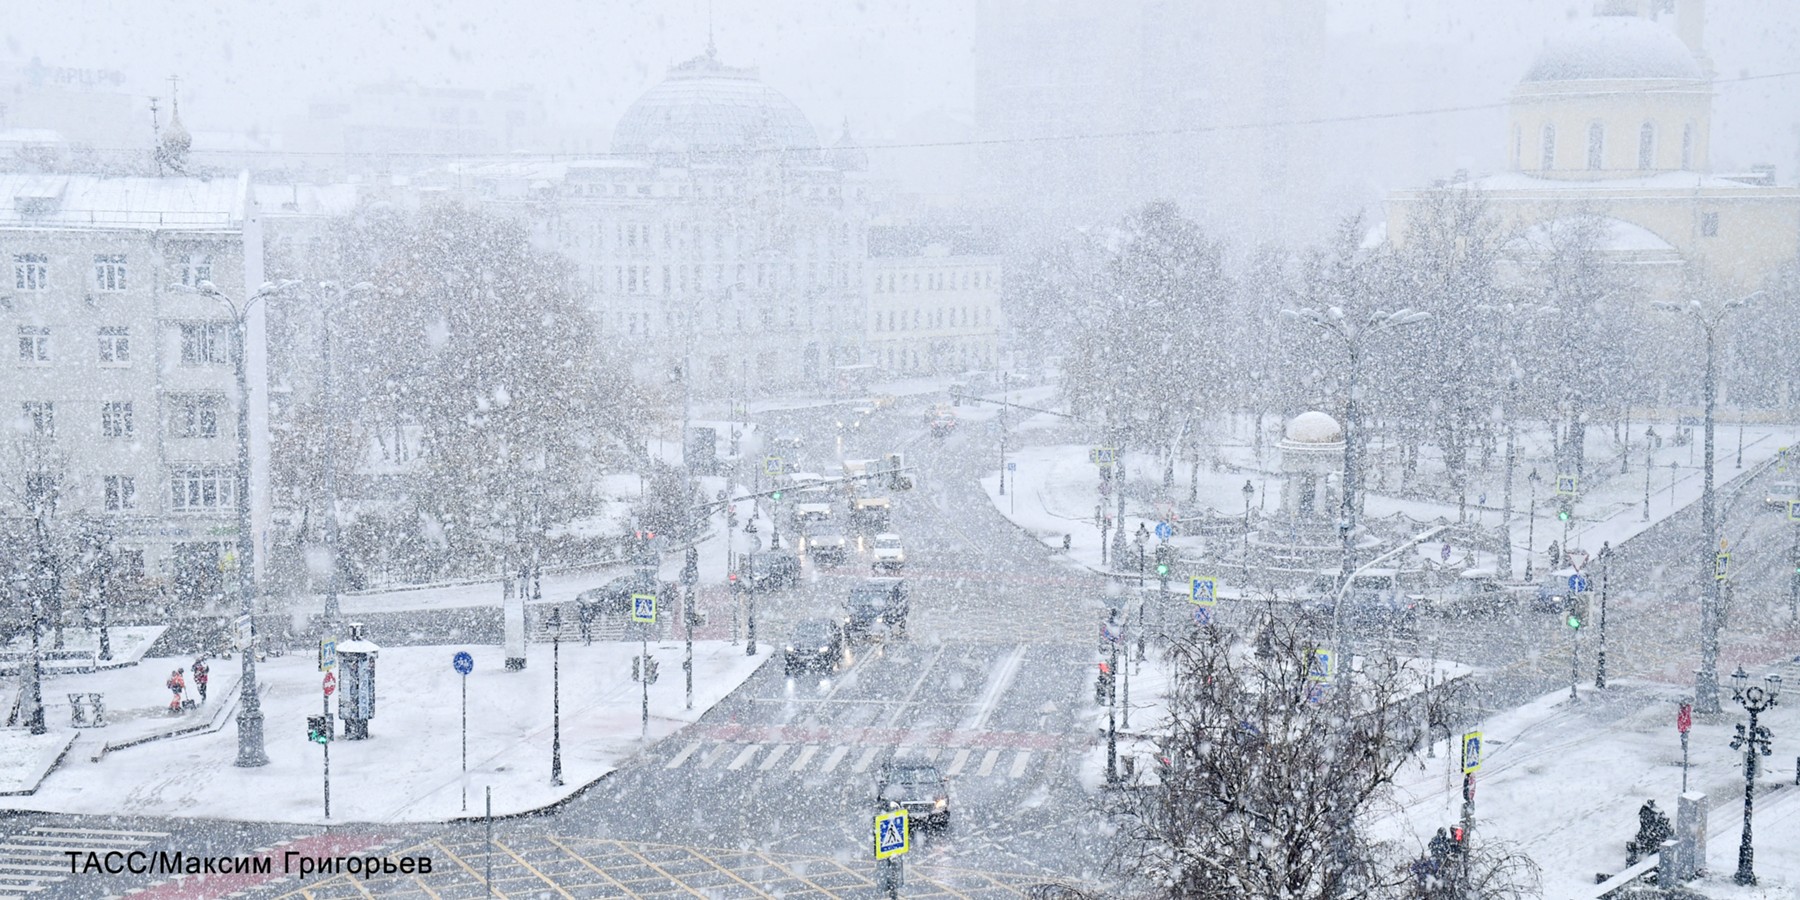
[818, 645, 830, 652]
[785, 645, 796, 653]
[934, 797, 947, 809]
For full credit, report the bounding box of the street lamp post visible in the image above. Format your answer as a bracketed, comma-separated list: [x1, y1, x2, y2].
[13, 569, 44, 735]
[1525, 469, 1541, 581]
[174, 279, 294, 768]
[1653, 293, 1756, 714]
[1596, 542, 1612, 689]
[1643, 427, 1656, 521]
[1241, 479, 1255, 584]
[550, 606, 563, 786]
[315, 282, 371, 628]
[1728, 666, 1781, 885]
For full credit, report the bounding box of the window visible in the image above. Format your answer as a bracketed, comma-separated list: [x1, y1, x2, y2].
[98, 326, 129, 364]
[104, 475, 136, 511]
[21, 401, 54, 435]
[18, 326, 49, 363]
[179, 323, 231, 366]
[23, 473, 57, 512]
[179, 253, 213, 287]
[116, 548, 145, 580]
[102, 401, 134, 438]
[1540, 124, 1556, 171]
[1701, 212, 1719, 237]
[170, 395, 223, 439]
[13, 253, 47, 291]
[1638, 123, 1656, 170]
[1586, 122, 1604, 170]
[170, 467, 234, 511]
[93, 254, 127, 291]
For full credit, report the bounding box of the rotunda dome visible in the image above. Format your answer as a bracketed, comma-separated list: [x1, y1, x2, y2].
[1284, 411, 1344, 445]
[1522, 15, 1704, 83]
[611, 50, 820, 158]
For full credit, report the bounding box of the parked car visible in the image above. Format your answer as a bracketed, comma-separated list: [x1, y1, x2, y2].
[871, 532, 907, 571]
[743, 550, 801, 591]
[784, 618, 846, 676]
[1298, 569, 1419, 633]
[1765, 480, 1800, 512]
[876, 758, 951, 829]
[1532, 567, 1588, 614]
[1426, 569, 1535, 617]
[847, 577, 909, 640]
[804, 523, 849, 566]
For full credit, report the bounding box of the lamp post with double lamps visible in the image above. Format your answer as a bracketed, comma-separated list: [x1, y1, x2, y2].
[171, 279, 297, 767]
[1652, 292, 1757, 713]
[1525, 469, 1541, 581]
[1728, 666, 1781, 885]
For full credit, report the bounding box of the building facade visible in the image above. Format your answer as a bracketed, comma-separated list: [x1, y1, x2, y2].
[866, 227, 1003, 376]
[421, 49, 871, 398]
[0, 173, 270, 606]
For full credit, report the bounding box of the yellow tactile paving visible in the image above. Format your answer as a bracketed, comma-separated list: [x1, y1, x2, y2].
[254, 834, 1083, 899]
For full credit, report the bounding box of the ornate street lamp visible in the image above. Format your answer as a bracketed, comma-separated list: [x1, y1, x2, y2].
[1728, 666, 1780, 885]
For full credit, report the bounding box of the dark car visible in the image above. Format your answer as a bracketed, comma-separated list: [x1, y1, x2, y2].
[877, 759, 951, 829]
[846, 577, 909, 640]
[743, 550, 801, 591]
[784, 618, 846, 676]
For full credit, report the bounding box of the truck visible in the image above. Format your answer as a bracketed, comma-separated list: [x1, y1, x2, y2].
[846, 577, 908, 640]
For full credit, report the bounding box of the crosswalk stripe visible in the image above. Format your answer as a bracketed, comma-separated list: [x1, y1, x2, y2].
[698, 744, 734, 769]
[665, 740, 702, 769]
[726, 744, 761, 771]
[790, 744, 820, 772]
[30, 828, 165, 838]
[977, 748, 999, 776]
[1009, 751, 1032, 778]
[945, 748, 972, 776]
[820, 746, 849, 773]
[758, 744, 791, 771]
[852, 746, 881, 774]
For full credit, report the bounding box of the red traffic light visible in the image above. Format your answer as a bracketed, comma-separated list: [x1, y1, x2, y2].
[1450, 826, 1466, 842]
[727, 572, 738, 583]
[1098, 661, 1112, 675]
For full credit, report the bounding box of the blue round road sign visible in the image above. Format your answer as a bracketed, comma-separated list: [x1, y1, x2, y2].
[1568, 573, 1590, 593]
[1154, 521, 1173, 540]
[453, 651, 474, 675]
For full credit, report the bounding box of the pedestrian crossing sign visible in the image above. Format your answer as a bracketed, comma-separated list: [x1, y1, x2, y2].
[1307, 648, 1334, 683]
[1190, 576, 1217, 607]
[631, 593, 657, 624]
[1556, 474, 1578, 496]
[1461, 731, 1483, 774]
[1788, 500, 1799, 522]
[874, 809, 910, 859]
[765, 456, 782, 476]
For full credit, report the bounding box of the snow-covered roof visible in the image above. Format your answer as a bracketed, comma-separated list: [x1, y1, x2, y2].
[1459, 170, 1793, 194]
[254, 182, 363, 217]
[611, 50, 819, 158]
[1521, 15, 1704, 83]
[0, 172, 250, 230]
[1284, 411, 1344, 445]
[1517, 216, 1675, 254]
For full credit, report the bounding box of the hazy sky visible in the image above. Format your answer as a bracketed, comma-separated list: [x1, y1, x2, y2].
[4, 1, 1796, 174]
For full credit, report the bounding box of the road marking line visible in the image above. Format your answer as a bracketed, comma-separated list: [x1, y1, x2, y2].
[664, 740, 702, 769]
[727, 744, 762, 771]
[820, 746, 850, 773]
[1009, 751, 1032, 778]
[960, 644, 1029, 731]
[977, 749, 1000, 776]
[29, 828, 166, 839]
[758, 744, 791, 771]
[883, 645, 947, 728]
[945, 748, 972, 776]
[698, 744, 734, 769]
[852, 746, 881, 773]
[790, 744, 820, 772]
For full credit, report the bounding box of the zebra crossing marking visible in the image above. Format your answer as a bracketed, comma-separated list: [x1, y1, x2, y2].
[945, 748, 972, 776]
[851, 747, 881, 774]
[0, 825, 166, 898]
[698, 744, 733, 769]
[1009, 751, 1032, 778]
[758, 744, 790, 771]
[977, 749, 999, 776]
[665, 740, 702, 769]
[726, 744, 760, 771]
[820, 746, 849, 773]
[790, 744, 820, 772]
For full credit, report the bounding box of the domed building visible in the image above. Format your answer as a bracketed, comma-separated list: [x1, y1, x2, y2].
[424, 46, 871, 396]
[1276, 411, 1345, 523]
[1385, 0, 1800, 295]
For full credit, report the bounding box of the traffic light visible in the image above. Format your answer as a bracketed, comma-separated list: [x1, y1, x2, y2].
[645, 657, 661, 684]
[727, 504, 738, 529]
[1450, 825, 1467, 851]
[772, 489, 783, 501]
[307, 714, 332, 744]
[1095, 662, 1114, 705]
[1156, 563, 1170, 577]
[682, 546, 699, 586]
[1557, 498, 1572, 522]
[1154, 543, 1172, 577]
[1566, 595, 1589, 630]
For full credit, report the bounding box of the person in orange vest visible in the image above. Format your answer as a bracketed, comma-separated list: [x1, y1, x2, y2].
[166, 668, 186, 714]
[191, 659, 209, 703]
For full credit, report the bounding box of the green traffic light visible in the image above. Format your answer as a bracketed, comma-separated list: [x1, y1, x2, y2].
[772, 490, 783, 500]
[1557, 509, 1570, 521]
[1156, 564, 1170, 576]
[1567, 615, 1581, 629]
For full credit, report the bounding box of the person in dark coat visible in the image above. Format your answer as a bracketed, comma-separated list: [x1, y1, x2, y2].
[191, 659, 210, 703]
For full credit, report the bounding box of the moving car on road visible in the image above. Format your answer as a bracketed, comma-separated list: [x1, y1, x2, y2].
[803, 522, 849, 566]
[784, 618, 847, 676]
[846, 577, 909, 641]
[1765, 480, 1800, 512]
[743, 550, 801, 592]
[871, 532, 906, 571]
[876, 758, 951, 829]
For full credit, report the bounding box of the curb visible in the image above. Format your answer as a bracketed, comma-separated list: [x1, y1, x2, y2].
[0, 733, 77, 797]
[91, 675, 250, 762]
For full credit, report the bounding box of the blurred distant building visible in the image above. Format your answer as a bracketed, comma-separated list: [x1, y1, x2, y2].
[1385, 0, 1800, 295]
[416, 47, 872, 398]
[866, 225, 1003, 377]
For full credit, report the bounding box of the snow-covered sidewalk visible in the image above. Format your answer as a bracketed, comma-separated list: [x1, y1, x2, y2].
[0, 641, 765, 824]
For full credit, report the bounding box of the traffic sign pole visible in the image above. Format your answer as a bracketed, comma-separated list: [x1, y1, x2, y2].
[322, 672, 334, 819]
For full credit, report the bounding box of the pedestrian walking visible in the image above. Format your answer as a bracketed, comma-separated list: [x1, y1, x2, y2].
[192, 659, 210, 703]
[166, 668, 187, 714]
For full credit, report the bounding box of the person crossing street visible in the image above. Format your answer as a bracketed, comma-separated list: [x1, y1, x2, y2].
[192, 659, 210, 703]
